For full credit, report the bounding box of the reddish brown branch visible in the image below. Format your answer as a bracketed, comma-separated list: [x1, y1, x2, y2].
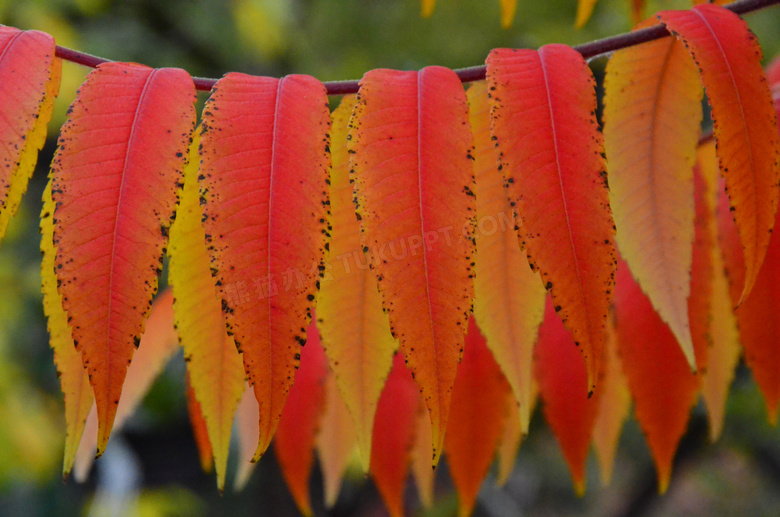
[53, 0, 779, 95]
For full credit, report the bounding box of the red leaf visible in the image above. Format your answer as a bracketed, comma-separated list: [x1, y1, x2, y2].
[199, 73, 331, 460]
[370, 353, 419, 517]
[487, 44, 616, 393]
[185, 374, 214, 475]
[349, 67, 475, 466]
[445, 317, 513, 515]
[613, 259, 699, 493]
[51, 63, 196, 455]
[535, 298, 601, 495]
[658, 4, 780, 304]
[275, 319, 329, 517]
[0, 27, 60, 241]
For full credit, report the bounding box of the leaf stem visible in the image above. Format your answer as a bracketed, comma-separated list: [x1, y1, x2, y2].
[53, 0, 779, 95]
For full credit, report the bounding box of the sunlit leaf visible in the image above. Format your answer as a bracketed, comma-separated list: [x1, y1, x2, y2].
[51, 63, 196, 454]
[317, 94, 397, 471]
[185, 374, 213, 475]
[604, 18, 703, 368]
[199, 73, 330, 460]
[658, 4, 780, 304]
[468, 80, 545, 435]
[487, 44, 616, 394]
[350, 66, 475, 466]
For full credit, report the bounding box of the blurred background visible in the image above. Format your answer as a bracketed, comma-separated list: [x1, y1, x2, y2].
[1, 0, 780, 515]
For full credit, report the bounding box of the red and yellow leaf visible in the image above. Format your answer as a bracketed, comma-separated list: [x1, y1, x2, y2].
[274, 319, 329, 517]
[613, 259, 699, 493]
[349, 66, 475, 465]
[51, 63, 196, 455]
[0, 27, 61, 241]
[658, 4, 780, 304]
[445, 318, 513, 517]
[591, 318, 630, 486]
[468, 80, 546, 435]
[603, 18, 703, 368]
[487, 44, 616, 393]
[370, 353, 419, 517]
[535, 298, 601, 495]
[168, 131, 245, 491]
[185, 374, 214, 474]
[199, 73, 330, 460]
[72, 289, 180, 480]
[41, 182, 92, 478]
[317, 94, 397, 471]
[316, 370, 358, 509]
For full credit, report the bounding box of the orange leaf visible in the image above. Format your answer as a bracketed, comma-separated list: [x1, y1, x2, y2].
[534, 298, 601, 496]
[274, 319, 329, 517]
[41, 182, 92, 478]
[317, 94, 397, 471]
[168, 131, 245, 491]
[199, 73, 330, 460]
[185, 373, 214, 475]
[487, 44, 616, 394]
[370, 353, 419, 517]
[658, 4, 780, 304]
[421, 0, 435, 17]
[316, 370, 358, 509]
[495, 395, 525, 487]
[349, 67, 475, 466]
[613, 259, 699, 494]
[468, 80, 546, 435]
[445, 317, 513, 517]
[629, 0, 644, 25]
[72, 289, 180, 480]
[51, 63, 195, 455]
[591, 317, 630, 486]
[603, 19, 702, 368]
[0, 27, 60, 241]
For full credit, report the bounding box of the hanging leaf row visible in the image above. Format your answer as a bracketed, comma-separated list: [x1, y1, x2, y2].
[0, 2, 779, 515]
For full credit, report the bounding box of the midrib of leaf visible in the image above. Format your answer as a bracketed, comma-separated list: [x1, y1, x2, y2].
[104, 69, 156, 414]
[538, 51, 591, 356]
[416, 69, 440, 412]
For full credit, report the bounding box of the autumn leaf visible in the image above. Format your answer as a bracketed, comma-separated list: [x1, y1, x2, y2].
[349, 66, 475, 466]
[658, 4, 780, 304]
[410, 404, 435, 509]
[72, 289, 180, 481]
[535, 298, 601, 495]
[185, 374, 214, 475]
[500, 0, 517, 28]
[41, 182, 91, 478]
[51, 63, 196, 455]
[591, 318, 630, 486]
[468, 80, 546, 435]
[613, 259, 699, 494]
[603, 18, 703, 368]
[274, 319, 329, 517]
[370, 353, 420, 517]
[487, 44, 616, 394]
[576, 0, 598, 28]
[445, 317, 513, 516]
[317, 94, 397, 471]
[168, 131, 245, 491]
[0, 27, 61, 242]
[495, 395, 525, 486]
[316, 370, 359, 509]
[199, 73, 330, 461]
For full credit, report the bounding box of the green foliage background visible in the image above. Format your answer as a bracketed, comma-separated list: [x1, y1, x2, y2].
[0, 0, 779, 515]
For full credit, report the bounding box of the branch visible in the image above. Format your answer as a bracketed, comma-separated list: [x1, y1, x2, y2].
[53, 0, 780, 96]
